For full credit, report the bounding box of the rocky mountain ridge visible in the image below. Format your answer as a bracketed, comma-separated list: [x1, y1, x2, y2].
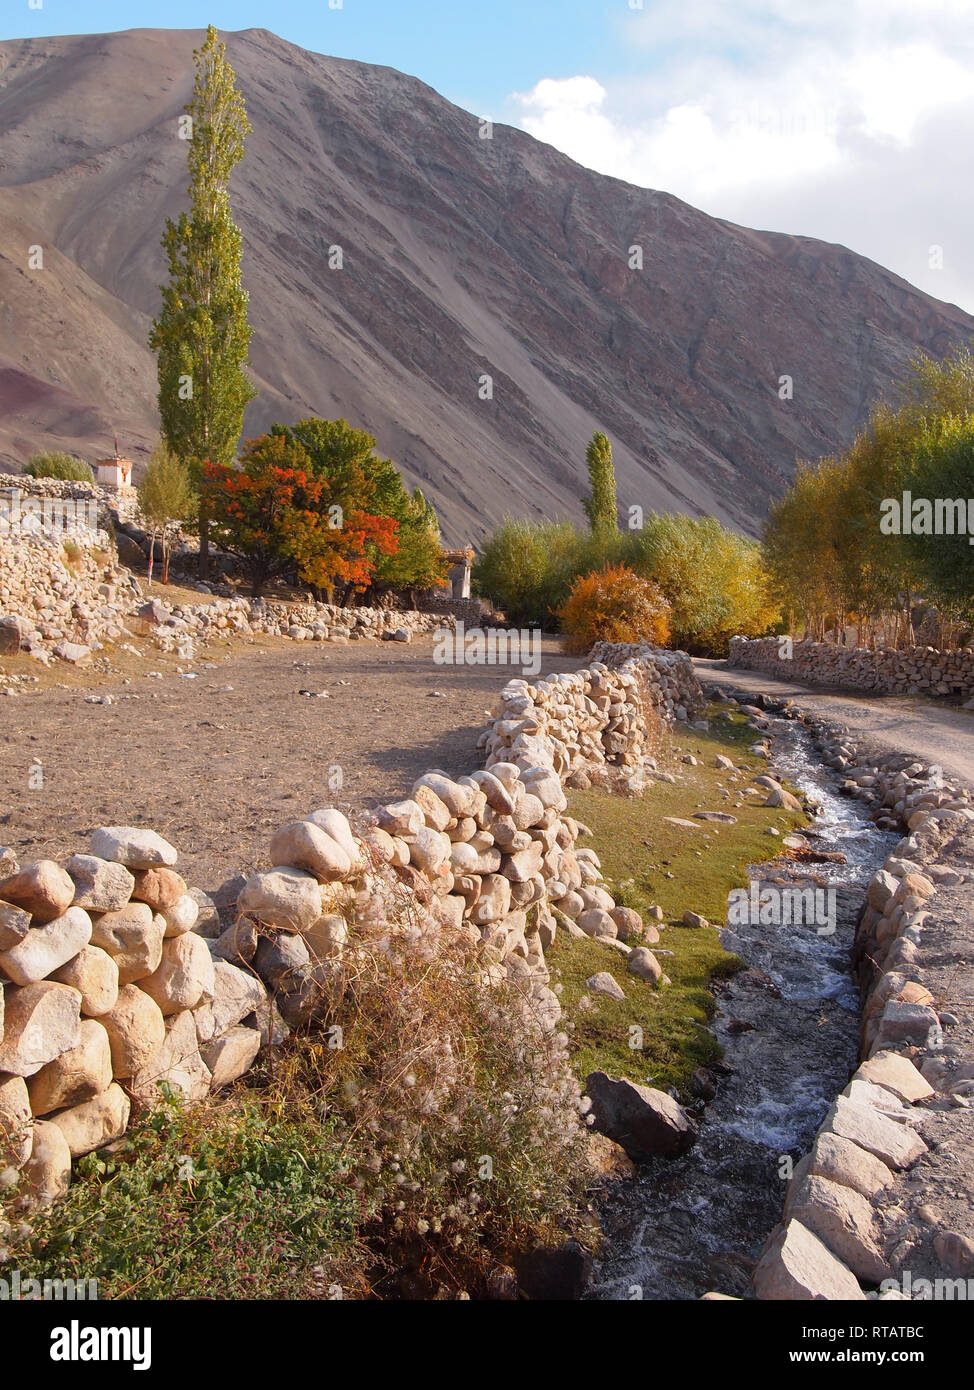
[1, 26, 972, 541]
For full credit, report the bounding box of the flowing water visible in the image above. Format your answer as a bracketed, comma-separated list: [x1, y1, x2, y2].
[587, 713, 898, 1301]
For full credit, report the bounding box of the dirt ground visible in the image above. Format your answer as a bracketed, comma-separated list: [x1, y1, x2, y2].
[0, 633, 584, 891]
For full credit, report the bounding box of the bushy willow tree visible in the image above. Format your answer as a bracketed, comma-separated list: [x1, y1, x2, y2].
[902, 416, 974, 627]
[895, 347, 974, 432]
[149, 25, 256, 577]
[628, 513, 779, 653]
[558, 564, 671, 654]
[764, 459, 853, 640]
[473, 519, 586, 626]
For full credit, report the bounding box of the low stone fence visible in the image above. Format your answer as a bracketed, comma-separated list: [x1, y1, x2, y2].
[0, 645, 698, 1206]
[255, 599, 450, 644]
[729, 635, 974, 701]
[414, 595, 490, 622]
[128, 595, 454, 660]
[480, 646, 703, 783]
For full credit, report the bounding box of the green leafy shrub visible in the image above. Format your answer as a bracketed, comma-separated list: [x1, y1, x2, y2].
[899, 417, 974, 624]
[23, 452, 94, 483]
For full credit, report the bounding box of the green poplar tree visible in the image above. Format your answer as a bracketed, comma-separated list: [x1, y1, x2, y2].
[582, 430, 618, 537]
[149, 24, 255, 577]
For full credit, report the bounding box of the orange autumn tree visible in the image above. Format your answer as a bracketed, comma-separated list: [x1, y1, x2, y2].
[204, 432, 398, 596]
[287, 506, 399, 594]
[557, 563, 671, 654]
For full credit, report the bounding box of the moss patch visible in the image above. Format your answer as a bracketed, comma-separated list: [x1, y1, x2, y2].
[549, 703, 808, 1094]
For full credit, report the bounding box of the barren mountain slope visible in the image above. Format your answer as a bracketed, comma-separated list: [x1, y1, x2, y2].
[0, 26, 971, 541]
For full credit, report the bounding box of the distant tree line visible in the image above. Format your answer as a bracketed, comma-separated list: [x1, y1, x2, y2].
[475, 430, 779, 656]
[764, 346, 974, 647]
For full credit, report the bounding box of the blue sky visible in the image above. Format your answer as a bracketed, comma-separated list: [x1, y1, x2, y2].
[6, 1, 974, 312]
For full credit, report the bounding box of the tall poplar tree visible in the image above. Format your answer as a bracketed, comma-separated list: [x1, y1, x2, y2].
[582, 430, 618, 537]
[149, 24, 255, 577]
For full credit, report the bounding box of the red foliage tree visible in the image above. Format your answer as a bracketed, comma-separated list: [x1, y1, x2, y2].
[204, 433, 398, 596]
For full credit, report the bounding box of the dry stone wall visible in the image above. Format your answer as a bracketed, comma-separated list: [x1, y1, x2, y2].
[729, 635, 974, 702]
[0, 511, 130, 663]
[588, 643, 704, 716]
[0, 542, 452, 669]
[130, 595, 452, 662]
[0, 646, 702, 1207]
[0, 473, 123, 527]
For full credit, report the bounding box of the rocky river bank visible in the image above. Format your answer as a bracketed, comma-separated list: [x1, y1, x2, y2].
[588, 690, 901, 1299]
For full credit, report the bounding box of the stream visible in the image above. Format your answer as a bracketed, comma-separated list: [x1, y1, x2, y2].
[586, 711, 898, 1301]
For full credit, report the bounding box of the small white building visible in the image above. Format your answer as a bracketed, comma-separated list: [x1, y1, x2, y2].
[95, 454, 134, 491]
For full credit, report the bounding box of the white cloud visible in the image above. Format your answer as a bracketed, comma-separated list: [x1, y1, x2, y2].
[507, 1, 974, 312]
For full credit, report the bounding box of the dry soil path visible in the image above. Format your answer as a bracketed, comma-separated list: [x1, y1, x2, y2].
[0, 634, 584, 891]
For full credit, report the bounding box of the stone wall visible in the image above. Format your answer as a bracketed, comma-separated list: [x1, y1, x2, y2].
[729, 635, 974, 702]
[0, 528, 136, 663]
[127, 595, 454, 661]
[414, 595, 491, 622]
[0, 645, 702, 1206]
[587, 641, 705, 720]
[0, 472, 125, 527]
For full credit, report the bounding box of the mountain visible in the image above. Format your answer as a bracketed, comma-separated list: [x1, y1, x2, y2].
[0, 26, 972, 543]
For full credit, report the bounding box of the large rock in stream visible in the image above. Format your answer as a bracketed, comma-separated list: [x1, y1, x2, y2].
[585, 1071, 698, 1160]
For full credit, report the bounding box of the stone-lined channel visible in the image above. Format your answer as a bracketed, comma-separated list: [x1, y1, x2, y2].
[587, 710, 898, 1300]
